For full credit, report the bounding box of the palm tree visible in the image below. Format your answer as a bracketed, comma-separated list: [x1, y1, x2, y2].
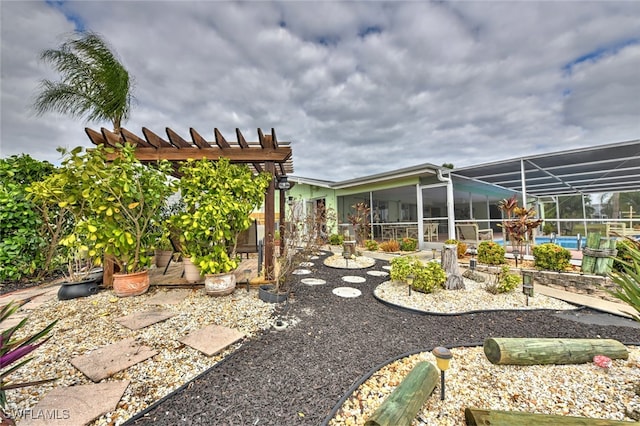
[33, 31, 133, 132]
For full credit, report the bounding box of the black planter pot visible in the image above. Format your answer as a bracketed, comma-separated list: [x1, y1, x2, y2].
[258, 285, 288, 304]
[58, 278, 100, 301]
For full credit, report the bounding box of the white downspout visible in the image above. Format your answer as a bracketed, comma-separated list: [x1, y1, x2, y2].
[437, 169, 456, 239]
[416, 183, 425, 249]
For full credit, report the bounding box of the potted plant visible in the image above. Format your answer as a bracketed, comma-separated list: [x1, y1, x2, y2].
[169, 158, 270, 294]
[38, 144, 176, 297]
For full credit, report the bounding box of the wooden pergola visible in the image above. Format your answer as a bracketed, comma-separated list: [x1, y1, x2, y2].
[85, 126, 293, 284]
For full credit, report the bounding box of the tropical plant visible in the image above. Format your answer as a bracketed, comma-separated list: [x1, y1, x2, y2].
[533, 243, 571, 271]
[0, 155, 56, 282]
[33, 31, 133, 132]
[498, 195, 543, 261]
[613, 238, 636, 272]
[347, 202, 371, 246]
[169, 158, 270, 275]
[477, 241, 505, 265]
[364, 239, 379, 251]
[444, 239, 467, 258]
[390, 256, 414, 282]
[1, 301, 57, 412]
[413, 261, 447, 294]
[608, 238, 640, 321]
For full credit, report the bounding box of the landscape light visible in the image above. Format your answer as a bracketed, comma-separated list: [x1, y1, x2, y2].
[432, 346, 453, 401]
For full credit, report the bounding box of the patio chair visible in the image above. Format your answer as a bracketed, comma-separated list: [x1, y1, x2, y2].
[424, 222, 439, 242]
[455, 222, 493, 247]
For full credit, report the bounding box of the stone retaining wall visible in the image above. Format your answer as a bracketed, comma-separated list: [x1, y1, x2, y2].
[475, 264, 620, 302]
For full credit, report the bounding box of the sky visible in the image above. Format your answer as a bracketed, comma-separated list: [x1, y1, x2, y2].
[1, 1, 639, 181]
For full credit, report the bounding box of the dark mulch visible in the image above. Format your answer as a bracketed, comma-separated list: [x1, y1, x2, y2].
[127, 251, 640, 426]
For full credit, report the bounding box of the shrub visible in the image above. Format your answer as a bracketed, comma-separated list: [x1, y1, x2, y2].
[533, 243, 571, 271]
[390, 256, 413, 282]
[542, 223, 555, 235]
[413, 261, 446, 294]
[390, 256, 446, 294]
[328, 234, 344, 245]
[486, 265, 519, 294]
[400, 237, 417, 252]
[379, 240, 400, 252]
[364, 239, 379, 251]
[477, 241, 505, 265]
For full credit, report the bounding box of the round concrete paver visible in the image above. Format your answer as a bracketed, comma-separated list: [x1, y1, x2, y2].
[332, 287, 362, 298]
[382, 265, 392, 271]
[299, 262, 314, 267]
[309, 255, 320, 260]
[367, 270, 389, 277]
[301, 278, 326, 286]
[292, 269, 312, 275]
[342, 276, 366, 283]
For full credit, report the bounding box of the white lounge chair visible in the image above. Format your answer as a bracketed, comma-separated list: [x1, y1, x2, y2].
[455, 222, 493, 247]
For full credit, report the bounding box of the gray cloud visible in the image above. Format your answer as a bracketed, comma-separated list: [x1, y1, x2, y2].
[1, 1, 638, 178]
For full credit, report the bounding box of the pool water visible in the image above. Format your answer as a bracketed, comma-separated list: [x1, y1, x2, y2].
[494, 236, 582, 250]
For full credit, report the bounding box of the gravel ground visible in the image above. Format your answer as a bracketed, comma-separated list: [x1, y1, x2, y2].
[127, 251, 640, 426]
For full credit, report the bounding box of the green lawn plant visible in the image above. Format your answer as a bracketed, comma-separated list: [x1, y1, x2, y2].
[328, 234, 344, 246]
[477, 241, 505, 265]
[533, 243, 571, 271]
[1, 301, 57, 415]
[608, 238, 640, 322]
[400, 237, 417, 252]
[169, 158, 270, 275]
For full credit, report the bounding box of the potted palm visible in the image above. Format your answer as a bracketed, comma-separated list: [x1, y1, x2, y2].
[45, 144, 176, 297]
[169, 158, 270, 294]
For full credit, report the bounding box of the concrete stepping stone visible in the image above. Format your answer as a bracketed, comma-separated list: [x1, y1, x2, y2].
[115, 309, 176, 330]
[367, 270, 389, 277]
[382, 265, 392, 271]
[301, 278, 326, 286]
[20, 380, 129, 426]
[143, 289, 190, 305]
[0, 311, 29, 332]
[179, 325, 244, 356]
[298, 262, 314, 267]
[21, 288, 59, 310]
[292, 269, 312, 275]
[332, 287, 362, 298]
[342, 276, 366, 283]
[70, 338, 158, 382]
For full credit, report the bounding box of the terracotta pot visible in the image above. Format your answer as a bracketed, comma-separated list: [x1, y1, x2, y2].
[183, 257, 204, 283]
[155, 249, 173, 267]
[112, 270, 150, 297]
[204, 272, 236, 296]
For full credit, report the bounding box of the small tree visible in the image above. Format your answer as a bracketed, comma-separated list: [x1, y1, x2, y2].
[347, 202, 371, 246]
[498, 195, 543, 262]
[169, 158, 270, 275]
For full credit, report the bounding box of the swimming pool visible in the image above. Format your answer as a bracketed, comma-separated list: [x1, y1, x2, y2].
[494, 236, 583, 250]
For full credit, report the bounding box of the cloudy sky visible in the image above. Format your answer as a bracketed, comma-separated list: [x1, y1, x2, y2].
[1, 1, 639, 181]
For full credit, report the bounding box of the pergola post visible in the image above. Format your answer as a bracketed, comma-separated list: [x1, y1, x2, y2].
[279, 189, 286, 255]
[264, 161, 276, 281]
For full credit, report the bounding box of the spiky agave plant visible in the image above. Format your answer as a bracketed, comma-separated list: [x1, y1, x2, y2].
[1, 300, 58, 410]
[608, 238, 640, 322]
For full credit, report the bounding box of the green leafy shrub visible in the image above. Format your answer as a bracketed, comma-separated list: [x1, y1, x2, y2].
[413, 261, 446, 294]
[477, 241, 505, 265]
[533, 243, 571, 271]
[328, 234, 344, 245]
[486, 265, 520, 294]
[364, 239, 378, 251]
[390, 256, 413, 282]
[400, 237, 417, 251]
[542, 223, 555, 235]
[379, 240, 400, 252]
[0, 155, 56, 282]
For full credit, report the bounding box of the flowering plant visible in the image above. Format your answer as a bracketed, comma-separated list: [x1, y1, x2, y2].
[593, 354, 612, 369]
[1, 300, 57, 409]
